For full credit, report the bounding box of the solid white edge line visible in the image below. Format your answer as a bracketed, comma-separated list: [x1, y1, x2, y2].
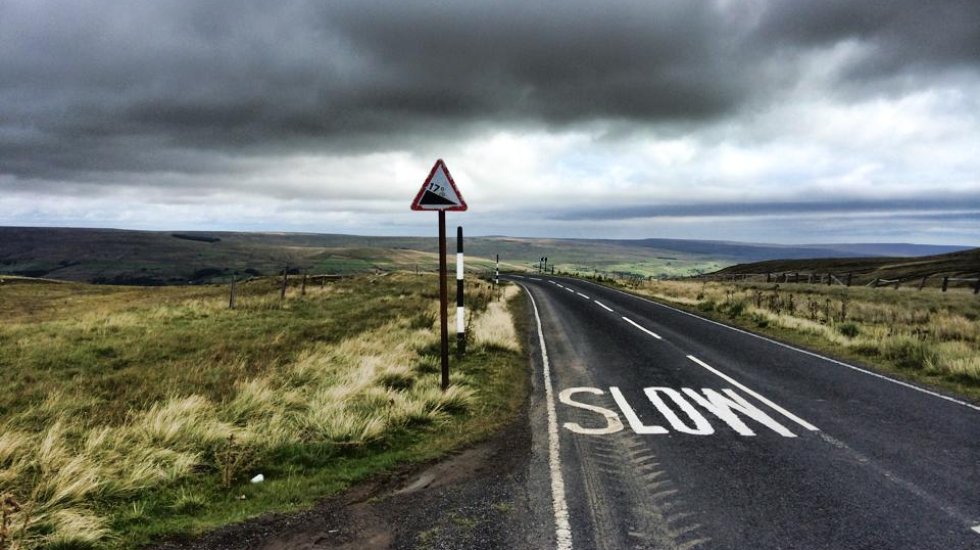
[571, 278, 980, 414]
[520, 284, 574, 550]
[577, 292, 590, 299]
[622, 316, 663, 340]
[594, 300, 614, 313]
[687, 355, 820, 431]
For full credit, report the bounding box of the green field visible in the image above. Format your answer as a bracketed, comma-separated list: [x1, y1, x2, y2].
[0, 275, 528, 549]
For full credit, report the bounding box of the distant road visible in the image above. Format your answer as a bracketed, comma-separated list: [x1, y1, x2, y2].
[506, 274, 980, 549]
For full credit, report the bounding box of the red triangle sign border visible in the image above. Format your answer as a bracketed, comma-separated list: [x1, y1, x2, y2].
[411, 159, 468, 212]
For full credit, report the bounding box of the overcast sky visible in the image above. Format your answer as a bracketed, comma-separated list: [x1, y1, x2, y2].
[2, 0, 978, 244]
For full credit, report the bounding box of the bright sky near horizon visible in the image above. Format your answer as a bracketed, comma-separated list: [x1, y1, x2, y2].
[1, 1, 978, 245]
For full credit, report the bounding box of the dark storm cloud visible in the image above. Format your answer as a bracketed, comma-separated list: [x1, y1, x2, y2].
[755, 0, 980, 82]
[1, 0, 978, 183]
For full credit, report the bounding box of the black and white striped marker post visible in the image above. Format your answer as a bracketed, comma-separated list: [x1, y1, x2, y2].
[456, 226, 466, 357]
[495, 254, 499, 286]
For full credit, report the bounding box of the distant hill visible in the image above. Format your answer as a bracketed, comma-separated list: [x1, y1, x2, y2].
[0, 226, 973, 285]
[709, 248, 980, 288]
[602, 239, 967, 262]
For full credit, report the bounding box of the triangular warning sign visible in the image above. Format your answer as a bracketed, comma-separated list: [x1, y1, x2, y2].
[411, 159, 468, 211]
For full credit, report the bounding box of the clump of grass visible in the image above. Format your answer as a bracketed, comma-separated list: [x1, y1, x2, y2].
[170, 489, 207, 514]
[837, 322, 861, 338]
[409, 311, 438, 330]
[880, 336, 940, 370]
[213, 435, 260, 489]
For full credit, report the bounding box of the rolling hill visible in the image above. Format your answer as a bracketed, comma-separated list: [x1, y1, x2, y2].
[0, 226, 972, 285]
[708, 247, 980, 288]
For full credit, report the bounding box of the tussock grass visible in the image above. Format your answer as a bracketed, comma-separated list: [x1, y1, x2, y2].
[617, 279, 980, 398]
[470, 285, 521, 351]
[0, 274, 526, 548]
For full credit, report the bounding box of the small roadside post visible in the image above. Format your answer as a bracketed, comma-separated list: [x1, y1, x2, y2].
[456, 226, 466, 357]
[411, 159, 468, 391]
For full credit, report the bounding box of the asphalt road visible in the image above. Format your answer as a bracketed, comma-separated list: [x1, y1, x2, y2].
[505, 274, 980, 550]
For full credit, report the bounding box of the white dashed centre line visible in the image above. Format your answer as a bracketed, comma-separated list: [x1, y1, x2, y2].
[687, 355, 819, 432]
[565, 287, 575, 293]
[622, 317, 663, 340]
[556, 283, 565, 288]
[594, 300, 614, 313]
[577, 292, 590, 299]
[972, 524, 980, 535]
[530, 277, 542, 281]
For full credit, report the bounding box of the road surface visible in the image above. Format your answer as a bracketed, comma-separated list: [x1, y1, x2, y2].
[506, 274, 980, 550]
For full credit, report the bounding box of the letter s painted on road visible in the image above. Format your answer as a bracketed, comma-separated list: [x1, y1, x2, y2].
[558, 387, 624, 435]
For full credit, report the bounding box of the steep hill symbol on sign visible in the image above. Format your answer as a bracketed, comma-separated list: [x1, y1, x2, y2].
[411, 159, 468, 211]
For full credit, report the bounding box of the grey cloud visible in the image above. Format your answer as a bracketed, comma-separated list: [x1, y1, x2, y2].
[1, 0, 978, 185]
[755, 1, 980, 83]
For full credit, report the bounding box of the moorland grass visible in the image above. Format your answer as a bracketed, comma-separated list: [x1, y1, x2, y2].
[0, 274, 527, 549]
[588, 277, 980, 401]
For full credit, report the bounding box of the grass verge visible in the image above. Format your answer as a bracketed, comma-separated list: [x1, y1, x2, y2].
[568, 275, 980, 403]
[0, 274, 528, 549]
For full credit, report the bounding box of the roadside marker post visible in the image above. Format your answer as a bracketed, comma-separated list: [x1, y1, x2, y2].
[411, 159, 468, 391]
[456, 226, 466, 357]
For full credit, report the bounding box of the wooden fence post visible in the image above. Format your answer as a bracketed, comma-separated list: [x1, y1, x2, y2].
[918, 276, 928, 290]
[766, 272, 771, 283]
[301, 273, 307, 296]
[942, 276, 949, 292]
[974, 276, 980, 295]
[280, 268, 288, 302]
[846, 273, 853, 287]
[229, 275, 237, 309]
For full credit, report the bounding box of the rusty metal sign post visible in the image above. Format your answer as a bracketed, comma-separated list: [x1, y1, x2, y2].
[411, 159, 468, 390]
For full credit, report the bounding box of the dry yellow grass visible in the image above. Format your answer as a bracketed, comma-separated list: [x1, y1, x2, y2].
[0, 275, 528, 548]
[470, 285, 521, 351]
[627, 280, 979, 385]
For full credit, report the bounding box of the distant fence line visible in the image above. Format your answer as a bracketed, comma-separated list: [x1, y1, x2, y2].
[698, 271, 980, 294]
